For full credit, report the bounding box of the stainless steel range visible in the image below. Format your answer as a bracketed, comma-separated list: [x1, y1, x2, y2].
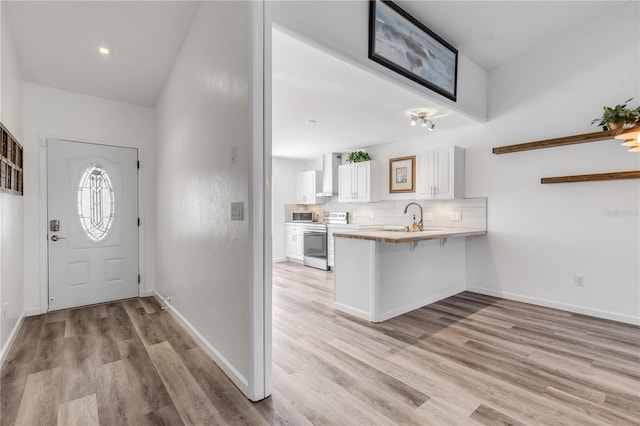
[303, 212, 348, 270]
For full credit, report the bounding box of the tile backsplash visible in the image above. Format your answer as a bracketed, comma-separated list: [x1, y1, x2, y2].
[285, 197, 487, 230]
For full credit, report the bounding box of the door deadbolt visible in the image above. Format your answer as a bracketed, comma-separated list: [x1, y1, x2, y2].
[50, 220, 60, 232]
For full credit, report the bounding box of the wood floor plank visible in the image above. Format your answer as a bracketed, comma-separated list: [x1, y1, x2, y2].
[30, 321, 66, 373]
[94, 360, 131, 425]
[14, 367, 61, 426]
[56, 393, 99, 426]
[142, 403, 185, 426]
[58, 335, 97, 404]
[179, 347, 269, 426]
[117, 338, 172, 413]
[150, 311, 197, 353]
[122, 299, 167, 347]
[470, 403, 526, 426]
[147, 341, 225, 425]
[104, 302, 136, 342]
[0, 363, 30, 426]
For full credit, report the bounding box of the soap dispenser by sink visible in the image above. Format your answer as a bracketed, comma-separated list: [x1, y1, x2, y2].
[410, 215, 419, 232]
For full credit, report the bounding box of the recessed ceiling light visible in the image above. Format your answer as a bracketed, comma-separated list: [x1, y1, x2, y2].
[305, 120, 317, 125]
[98, 47, 110, 56]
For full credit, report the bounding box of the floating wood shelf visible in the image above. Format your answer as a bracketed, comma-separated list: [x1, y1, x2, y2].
[541, 170, 640, 184]
[492, 129, 622, 155]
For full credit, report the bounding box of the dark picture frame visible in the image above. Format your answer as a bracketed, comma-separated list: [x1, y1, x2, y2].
[368, 0, 458, 102]
[389, 155, 415, 193]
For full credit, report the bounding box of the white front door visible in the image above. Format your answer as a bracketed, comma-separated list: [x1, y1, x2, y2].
[47, 139, 139, 311]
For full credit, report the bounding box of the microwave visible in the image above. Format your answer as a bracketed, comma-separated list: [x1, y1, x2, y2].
[292, 212, 316, 222]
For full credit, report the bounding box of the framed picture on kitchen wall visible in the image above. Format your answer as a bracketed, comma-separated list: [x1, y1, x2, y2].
[368, 0, 458, 102]
[389, 156, 415, 193]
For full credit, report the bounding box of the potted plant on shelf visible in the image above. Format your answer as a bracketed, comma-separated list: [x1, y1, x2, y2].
[591, 98, 640, 131]
[346, 151, 371, 163]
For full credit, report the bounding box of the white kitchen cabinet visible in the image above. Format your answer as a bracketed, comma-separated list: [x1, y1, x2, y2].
[295, 170, 324, 205]
[285, 223, 304, 261]
[338, 161, 380, 203]
[416, 146, 465, 200]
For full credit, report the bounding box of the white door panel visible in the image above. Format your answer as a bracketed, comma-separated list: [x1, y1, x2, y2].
[47, 139, 138, 311]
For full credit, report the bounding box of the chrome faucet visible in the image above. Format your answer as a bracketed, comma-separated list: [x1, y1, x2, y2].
[403, 202, 424, 231]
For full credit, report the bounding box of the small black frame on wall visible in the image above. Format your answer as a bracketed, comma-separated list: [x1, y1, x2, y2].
[1, 122, 24, 196]
[368, 0, 458, 102]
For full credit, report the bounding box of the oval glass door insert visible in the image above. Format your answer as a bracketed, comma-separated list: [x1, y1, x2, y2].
[77, 164, 115, 241]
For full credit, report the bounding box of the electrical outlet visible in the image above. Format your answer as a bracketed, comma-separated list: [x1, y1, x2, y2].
[574, 275, 585, 287]
[449, 211, 462, 221]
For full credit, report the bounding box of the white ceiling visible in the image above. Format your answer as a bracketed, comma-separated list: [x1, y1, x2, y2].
[397, 1, 614, 72]
[3, 1, 199, 107]
[3, 1, 618, 159]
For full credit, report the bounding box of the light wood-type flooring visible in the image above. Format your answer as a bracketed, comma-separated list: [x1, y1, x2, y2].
[2, 261, 639, 425]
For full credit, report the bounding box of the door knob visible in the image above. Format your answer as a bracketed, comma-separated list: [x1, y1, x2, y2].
[51, 235, 67, 241]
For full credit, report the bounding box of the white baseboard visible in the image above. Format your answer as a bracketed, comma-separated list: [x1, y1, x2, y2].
[377, 287, 464, 323]
[467, 286, 640, 326]
[25, 306, 42, 317]
[334, 302, 373, 321]
[140, 289, 155, 297]
[272, 257, 287, 263]
[1, 311, 25, 366]
[152, 291, 250, 396]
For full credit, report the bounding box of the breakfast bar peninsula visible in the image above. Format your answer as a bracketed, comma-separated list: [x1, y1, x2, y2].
[333, 227, 486, 322]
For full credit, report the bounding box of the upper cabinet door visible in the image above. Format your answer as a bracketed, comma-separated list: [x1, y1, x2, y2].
[338, 164, 355, 202]
[295, 170, 325, 205]
[416, 146, 465, 200]
[416, 151, 435, 198]
[354, 163, 370, 202]
[433, 149, 451, 199]
[295, 171, 307, 204]
[338, 161, 379, 203]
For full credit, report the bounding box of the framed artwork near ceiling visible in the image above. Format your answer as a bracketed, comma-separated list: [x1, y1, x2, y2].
[389, 155, 415, 193]
[368, 0, 458, 102]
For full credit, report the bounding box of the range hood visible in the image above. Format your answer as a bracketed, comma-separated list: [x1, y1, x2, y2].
[316, 153, 342, 197]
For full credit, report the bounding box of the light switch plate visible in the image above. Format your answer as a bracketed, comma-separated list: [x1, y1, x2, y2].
[231, 146, 238, 164]
[449, 211, 462, 221]
[231, 202, 244, 221]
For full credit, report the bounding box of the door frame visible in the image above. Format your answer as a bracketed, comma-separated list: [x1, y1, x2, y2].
[37, 134, 146, 315]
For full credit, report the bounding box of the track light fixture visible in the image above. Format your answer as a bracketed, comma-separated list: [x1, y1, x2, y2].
[410, 112, 435, 131]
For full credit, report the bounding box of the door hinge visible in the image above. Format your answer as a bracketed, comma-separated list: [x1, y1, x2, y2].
[138, 274, 141, 284]
[137, 160, 140, 169]
[138, 218, 141, 226]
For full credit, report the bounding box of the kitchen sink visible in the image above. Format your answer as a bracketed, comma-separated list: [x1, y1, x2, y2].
[382, 226, 443, 232]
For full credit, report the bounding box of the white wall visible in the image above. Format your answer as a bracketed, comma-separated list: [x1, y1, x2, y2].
[0, 3, 25, 359]
[272, 157, 307, 261]
[366, 3, 639, 324]
[155, 1, 264, 398]
[272, 0, 487, 122]
[22, 83, 157, 315]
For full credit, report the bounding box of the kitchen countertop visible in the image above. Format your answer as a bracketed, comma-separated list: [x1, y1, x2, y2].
[333, 227, 486, 243]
